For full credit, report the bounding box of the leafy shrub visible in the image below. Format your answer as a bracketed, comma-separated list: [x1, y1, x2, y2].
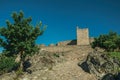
[108, 52, 120, 61]
[91, 31, 120, 51]
[53, 53, 60, 57]
[0, 56, 19, 75]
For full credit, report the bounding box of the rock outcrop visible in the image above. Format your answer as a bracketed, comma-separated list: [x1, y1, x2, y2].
[79, 51, 120, 80]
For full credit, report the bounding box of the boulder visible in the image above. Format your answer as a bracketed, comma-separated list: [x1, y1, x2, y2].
[79, 51, 120, 80]
[101, 73, 115, 80]
[117, 73, 120, 80]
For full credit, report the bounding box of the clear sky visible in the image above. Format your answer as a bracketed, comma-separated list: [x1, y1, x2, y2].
[0, 0, 120, 46]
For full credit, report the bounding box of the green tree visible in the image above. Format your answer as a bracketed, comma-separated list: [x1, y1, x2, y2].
[103, 40, 116, 51]
[0, 11, 46, 71]
[116, 35, 120, 51]
[91, 31, 119, 51]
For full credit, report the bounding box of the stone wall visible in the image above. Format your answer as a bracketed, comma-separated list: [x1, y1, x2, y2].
[40, 45, 91, 53]
[40, 46, 74, 53]
[57, 40, 76, 46]
[39, 27, 94, 47]
[77, 27, 90, 45]
[56, 38, 94, 46]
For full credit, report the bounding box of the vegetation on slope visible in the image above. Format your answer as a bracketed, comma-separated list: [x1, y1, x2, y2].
[91, 31, 120, 66]
[90, 31, 120, 80]
[0, 11, 46, 75]
[91, 31, 120, 52]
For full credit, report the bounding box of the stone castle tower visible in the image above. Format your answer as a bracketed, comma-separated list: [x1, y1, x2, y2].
[76, 27, 90, 45]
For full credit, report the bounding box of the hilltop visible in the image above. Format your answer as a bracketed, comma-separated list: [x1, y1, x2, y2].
[0, 45, 97, 80]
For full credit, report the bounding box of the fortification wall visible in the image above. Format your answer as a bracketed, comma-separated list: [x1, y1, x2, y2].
[40, 45, 91, 53]
[57, 40, 76, 46]
[39, 37, 94, 49]
[56, 38, 94, 46]
[40, 46, 74, 53]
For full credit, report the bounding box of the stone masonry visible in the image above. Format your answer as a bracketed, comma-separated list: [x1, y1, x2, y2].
[40, 27, 92, 46]
[40, 27, 93, 53]
[77, 27, 90, 45]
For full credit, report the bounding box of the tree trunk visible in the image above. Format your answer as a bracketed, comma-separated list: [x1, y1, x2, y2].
[19, 50, 24, 71]
[15, 50, 24, 71]
[15, 53, 21, 63]
[19, 59, 24, 71]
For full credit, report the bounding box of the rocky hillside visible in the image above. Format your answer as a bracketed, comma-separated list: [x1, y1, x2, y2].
[79, 50, 120, 80]
[0, 45, 97, 80]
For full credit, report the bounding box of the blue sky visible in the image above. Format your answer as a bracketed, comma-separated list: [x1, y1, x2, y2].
[0, 0, 120, 46]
